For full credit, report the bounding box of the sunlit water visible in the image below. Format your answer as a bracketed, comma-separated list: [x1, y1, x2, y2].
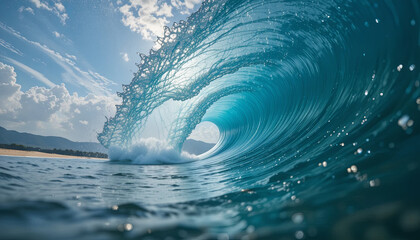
[2, 0, 420, 239]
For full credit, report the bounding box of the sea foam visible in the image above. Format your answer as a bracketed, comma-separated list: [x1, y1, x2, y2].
[108, 138, 197, 165]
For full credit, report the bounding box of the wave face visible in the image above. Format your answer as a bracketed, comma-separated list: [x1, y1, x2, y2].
[99, 0, 419, 162]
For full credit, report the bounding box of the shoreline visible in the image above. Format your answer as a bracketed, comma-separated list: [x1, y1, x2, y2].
[0, 148, 108, 160]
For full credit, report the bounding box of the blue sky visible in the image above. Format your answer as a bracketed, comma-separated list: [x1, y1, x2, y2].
[0, 0, 205, 142]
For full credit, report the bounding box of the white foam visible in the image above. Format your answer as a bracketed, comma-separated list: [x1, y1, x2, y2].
[108, 138, 197, 165]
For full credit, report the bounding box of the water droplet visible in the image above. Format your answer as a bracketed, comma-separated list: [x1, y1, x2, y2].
[292, 213, 304, 224]
[369, 179, 380, 187]
[411, 19, 416, 26]
[124, 223, 133, 231]
[398, 115, 410, 129]
[295, 230, 305, 239]
[407, 119, 414, 127]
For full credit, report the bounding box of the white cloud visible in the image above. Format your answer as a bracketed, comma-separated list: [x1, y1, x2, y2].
[4, 57, 55, 88]
[119, 0, 174, 40]
[121, 52, 129, 62]
[65, 53, 77, 61]
[0, 22, 115, 96]
[54, 2, 65, 12]
[29, 0, 69, 24]
[171, 0, 202, 15]
[18, 6, 35, 15]
[0, 62, 118, 142]
[187, 121, 219, 143]
[0, 38, 23, 56]
[52, 31, 62, 38]
[0, 62, 22, 114]
[117, 0, 202, 40]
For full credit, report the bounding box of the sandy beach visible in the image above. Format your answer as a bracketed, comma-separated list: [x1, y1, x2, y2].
[0, 148, 107, 160]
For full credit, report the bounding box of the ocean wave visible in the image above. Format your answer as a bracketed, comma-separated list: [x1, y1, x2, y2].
[98, 0, 419, 172]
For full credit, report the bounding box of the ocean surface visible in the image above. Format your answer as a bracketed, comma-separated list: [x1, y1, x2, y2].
[2, 0, 420, 239]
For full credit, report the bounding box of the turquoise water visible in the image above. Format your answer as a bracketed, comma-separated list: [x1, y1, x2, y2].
[2, 0, 420, 239]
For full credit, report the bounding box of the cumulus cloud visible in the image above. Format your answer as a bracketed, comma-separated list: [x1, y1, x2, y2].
[117, 0, 202, 40]
[188, 121, 219, 143]
[0, 62, 118, 142]
[171, 0, 202, 15]
[0, 63, 22, 114]
[119, 0, 174, 40]
[29, 0, 69, 24]
[121, 52, 129, 62]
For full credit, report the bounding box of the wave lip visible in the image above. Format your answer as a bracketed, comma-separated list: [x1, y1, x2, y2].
[108, 138, 197, 165]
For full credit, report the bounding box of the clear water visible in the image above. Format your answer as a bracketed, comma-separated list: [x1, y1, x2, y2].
[2, 0, 420, 239]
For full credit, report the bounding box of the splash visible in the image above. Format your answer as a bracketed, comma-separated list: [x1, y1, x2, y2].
[108, 138, 197, 164]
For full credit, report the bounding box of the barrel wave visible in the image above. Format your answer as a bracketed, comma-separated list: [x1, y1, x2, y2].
[99, 0, 419, 164]
[97, 0, 420, 236]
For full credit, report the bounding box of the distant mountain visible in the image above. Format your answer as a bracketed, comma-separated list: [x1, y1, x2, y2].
[182, 139, 215, 155]
[0, 126, 215, 155]
[0, 126, 107, 153]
